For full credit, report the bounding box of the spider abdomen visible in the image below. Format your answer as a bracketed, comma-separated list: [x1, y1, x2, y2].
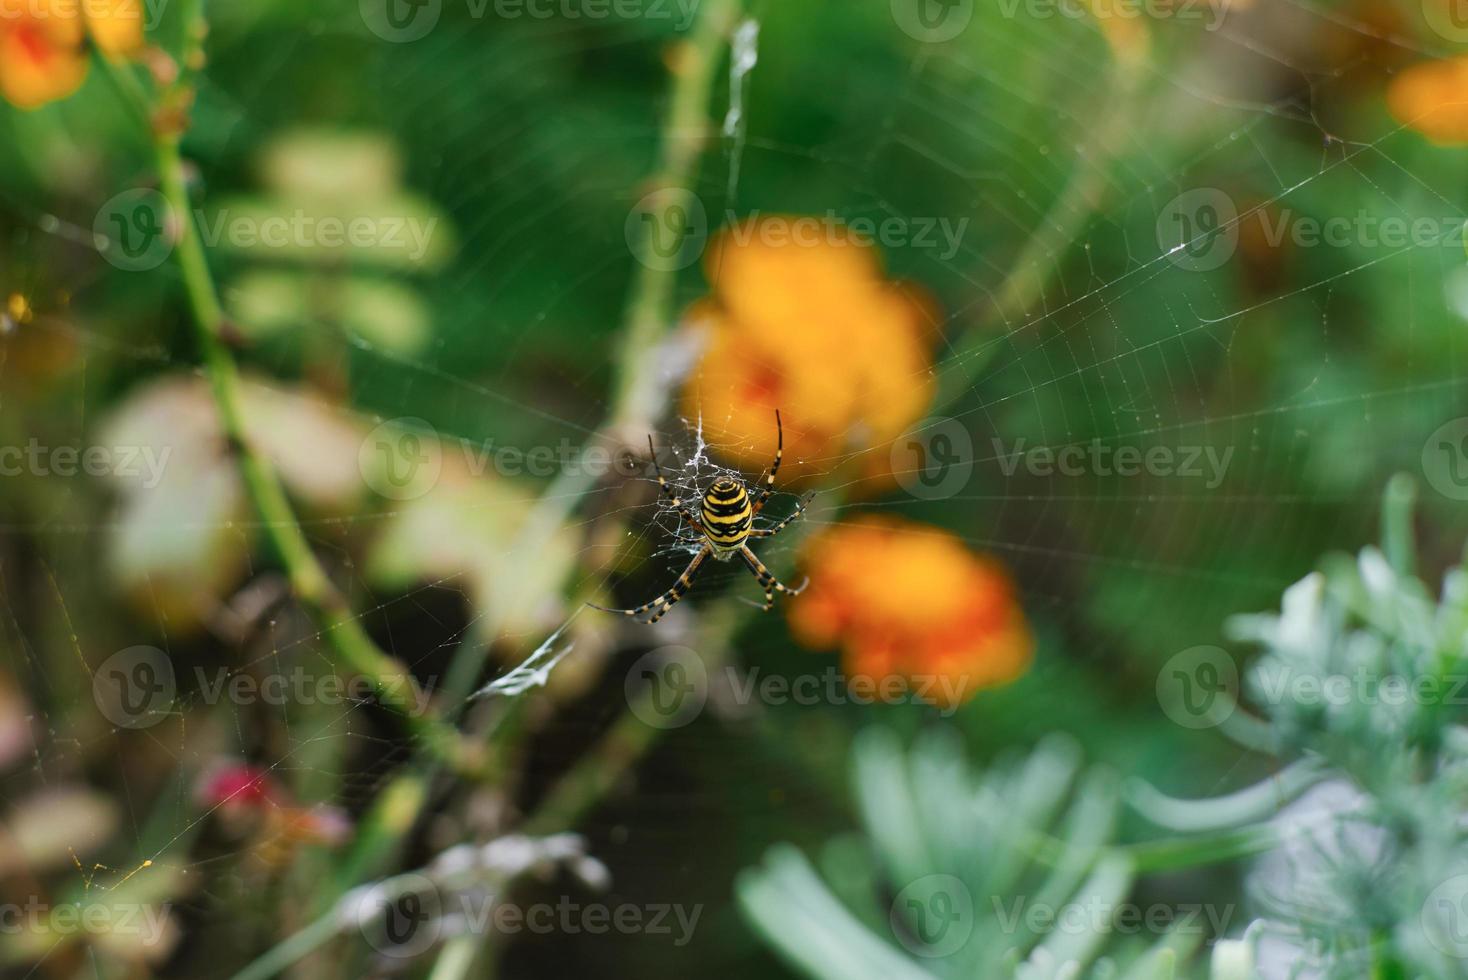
[701, 479, 752, 555]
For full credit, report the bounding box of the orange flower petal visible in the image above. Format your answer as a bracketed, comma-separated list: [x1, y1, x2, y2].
[0, 22, 87, 109]
[1387, 58, 1468, 145]
[680, 215, 939, 487]
[793, 515, 1033, 707]
[87, 0, 145, 55]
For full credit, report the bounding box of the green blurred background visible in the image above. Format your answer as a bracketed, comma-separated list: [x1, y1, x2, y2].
[2, 0, 1467, 975]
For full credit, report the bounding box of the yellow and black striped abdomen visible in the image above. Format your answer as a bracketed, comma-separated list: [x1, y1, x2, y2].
[701, 480, 752, 553]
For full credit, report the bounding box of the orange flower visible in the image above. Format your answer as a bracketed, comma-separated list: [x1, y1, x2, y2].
[1386, 57, 1468, 145]
[790, 515, 1033, 710]
[84, 0, 144, 56]
[680, 217, 939, 488]
[0, 0, 144, 109]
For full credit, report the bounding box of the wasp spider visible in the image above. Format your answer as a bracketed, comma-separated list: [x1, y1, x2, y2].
[592, 411, 813, 625]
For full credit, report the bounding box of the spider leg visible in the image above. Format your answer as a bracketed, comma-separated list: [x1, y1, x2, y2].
[590, 546, 711, 625]
[750, 409, 784, 514]
[648, 435, 677, 503]
[739, 545, 808, 612]
[749, 490, 815, 539]
[646, 434, 709, 533]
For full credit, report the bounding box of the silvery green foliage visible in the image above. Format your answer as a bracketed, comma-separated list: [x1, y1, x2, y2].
[738, 484, 1468, 980]
[736, 729, 1205, 980]
[1226, 535, 1468, 979]
[1230, 548, 1468, 771]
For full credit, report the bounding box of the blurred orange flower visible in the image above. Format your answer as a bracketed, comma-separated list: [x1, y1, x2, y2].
[680, 217, 939, 488]
[1386, 57, 1468, 145]
[790, 515, 1033, 709]
[0, 0, 144, 109]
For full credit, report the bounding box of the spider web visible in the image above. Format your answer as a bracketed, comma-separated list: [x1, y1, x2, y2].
[0, 0, 1466, 974]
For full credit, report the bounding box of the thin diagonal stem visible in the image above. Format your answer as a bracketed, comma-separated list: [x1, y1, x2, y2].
[151, 76, 479, 777]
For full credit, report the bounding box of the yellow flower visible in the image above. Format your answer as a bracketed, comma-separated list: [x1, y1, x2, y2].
[85, 0, 144, 56]
[790, 516, 1033, 710]
[0, 0, 144, 109]
[680, 217, 938, 489]
[1386, 57, 1468, 145]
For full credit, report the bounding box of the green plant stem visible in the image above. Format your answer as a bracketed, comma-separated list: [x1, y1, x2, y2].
[229, 910, 339, 980]
[437, 0, 744, 708]
[152, 116, 478, 776]
[609, 0, 741, 436]
[1121, 823, 1279, 874]
[428, 936, 486, 980]
[247, 4, 748, 974]
[1381, 473, 1418, 577]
